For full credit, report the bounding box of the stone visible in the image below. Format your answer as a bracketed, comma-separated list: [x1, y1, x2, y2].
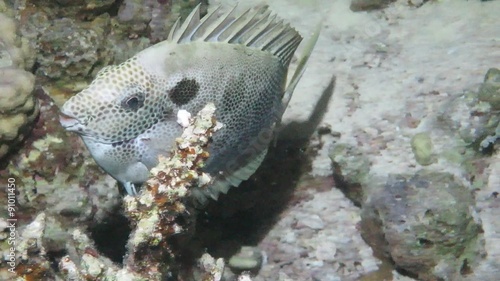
[36, 16, 111, 80]
[438, 69, 500, 149]
[228, 246, 264, 273]
[361, 171, 485, 281]
[411, 132, 434, 166]
[296, 213, 325, 230]
[329, 143, 371, 205]
[478, 68, 500, 110]
[350, 0, 396, 11]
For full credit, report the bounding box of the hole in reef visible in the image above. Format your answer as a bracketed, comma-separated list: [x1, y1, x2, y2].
[424, 209, 434, 218]
[395, 265, 420, 280]
[47, 249, 67, 272]
[89, 212, 131, 264]
[460, 258, 473, 275]
[107, 0, 124, 17]
[417, 238, 434, 248]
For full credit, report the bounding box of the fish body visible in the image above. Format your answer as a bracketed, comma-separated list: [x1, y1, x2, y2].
[59, 4, 319, 202]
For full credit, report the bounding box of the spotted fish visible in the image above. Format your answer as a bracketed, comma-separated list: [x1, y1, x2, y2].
[59, 4, 320, 202]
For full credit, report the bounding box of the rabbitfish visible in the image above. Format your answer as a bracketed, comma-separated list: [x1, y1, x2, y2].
[59, 4, 319, 202]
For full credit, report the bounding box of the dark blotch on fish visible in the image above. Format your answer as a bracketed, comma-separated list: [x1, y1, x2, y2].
[169, 78, 200, 106]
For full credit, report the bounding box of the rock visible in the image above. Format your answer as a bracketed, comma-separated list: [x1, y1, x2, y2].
[196, 253, 225, 281]
[329, 143, 371, 205]
[36, 15, 112, 81]
[117, 0, 208, 41]
[438, 68, 500, 150]
[0, 10, 38, 161]
[350, 0, 396, 11]
[360, 171, 485, 281]
[478, 68, 500, 110]
[296, 213, 325, 230]
[228, 246, 264, 273]
[411, 132, 435, 166]
[31, 0, 117, 17]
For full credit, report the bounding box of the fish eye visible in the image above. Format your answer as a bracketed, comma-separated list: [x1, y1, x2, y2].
[121, 94, 145, 112]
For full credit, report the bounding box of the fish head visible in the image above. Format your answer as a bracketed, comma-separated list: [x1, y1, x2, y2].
[60, 57, 169, 144]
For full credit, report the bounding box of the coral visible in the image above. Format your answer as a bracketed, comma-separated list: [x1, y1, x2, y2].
[121, 103, 221, 279]
[5, 213, 57, 280]
[196, 253, 225, 281]
[117, 0, 208, 42]
[0, 8, 38, 161]
[36, 15, 113, 82]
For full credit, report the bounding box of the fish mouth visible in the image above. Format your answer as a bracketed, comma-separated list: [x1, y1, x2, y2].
[60, 111, 137, 145]
[59, 111, 84, 131]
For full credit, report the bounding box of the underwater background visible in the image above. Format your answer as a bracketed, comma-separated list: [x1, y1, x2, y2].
[0, 0, 499, 280]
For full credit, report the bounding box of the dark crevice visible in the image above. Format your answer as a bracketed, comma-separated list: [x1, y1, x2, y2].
[108, 0, 124, 17]
[89, 210, 130, 264]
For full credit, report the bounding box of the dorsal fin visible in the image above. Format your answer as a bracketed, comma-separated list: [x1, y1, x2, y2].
[170, 4, 302, 66]
[282, 22, 322, 110]
[272, 22, 322, 146]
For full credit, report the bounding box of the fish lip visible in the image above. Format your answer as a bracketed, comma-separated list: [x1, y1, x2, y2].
[59, 111, 83, 130]
[59, 111, 136, 145]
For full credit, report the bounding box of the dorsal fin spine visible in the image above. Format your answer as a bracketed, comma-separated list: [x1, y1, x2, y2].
[191, 6, 223, 40]
[169, 4, 302, 66]
[237, 10, 272, 43]
[245, 14, 278, 47]
[203, 6, 239, 42]
[167, 18, 181, 41]
[176, 4, 201, 43]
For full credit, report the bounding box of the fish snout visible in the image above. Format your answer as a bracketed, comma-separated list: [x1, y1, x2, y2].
[59, 111, 84, 130]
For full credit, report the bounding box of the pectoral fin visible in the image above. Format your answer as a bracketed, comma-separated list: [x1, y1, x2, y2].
[192, 148, 268, 205]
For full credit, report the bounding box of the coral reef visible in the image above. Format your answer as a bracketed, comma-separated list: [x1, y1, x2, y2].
[0, 89, 121, 278]
[2, 103, 232, 280]
[117, 0, 208, 42]
[2, 0, 498, 280]
[2, 89, 120, 223]
[36, 16, 113, 82]
[0, 5, 38, 161]
[11, 0, 207, 93]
